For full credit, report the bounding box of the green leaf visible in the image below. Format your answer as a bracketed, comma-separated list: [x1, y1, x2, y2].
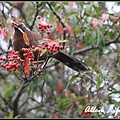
[49, 12, 54, 24]
[97, 69, 109, 88]
[107, 91, 120, 96]
[56, 97, 72, 111]
[50, 2, 56, 8]
[8, 111, 14, 118]
[115, 101, 120, 105]
[84, 73, 97, 85]
[93, 5, 100, 14]
[115, 74, 120, 82]
[65, 74, 79, 91]
[69, 15, 77, 29]
[82, 83, 90, 91]
[97, 73, 103, 88]
[63, 5, 71, 13]
[69, 11, 78, 16]
[38, 2, 45, 10]
[4, 85, 17, 100]
[101, 69, 109, 79]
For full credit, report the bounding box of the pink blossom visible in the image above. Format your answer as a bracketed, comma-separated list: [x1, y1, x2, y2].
[57, 2, 62, 4]
[102, 14, 109, 22]
[92, 18, 99, 26]
[68, 2, 75, 8]
[1, 27, 7, 40]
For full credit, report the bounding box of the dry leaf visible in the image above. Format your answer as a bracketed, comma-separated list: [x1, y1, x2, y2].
[24, 57, 30, 78]
[23, 32, 30, 46]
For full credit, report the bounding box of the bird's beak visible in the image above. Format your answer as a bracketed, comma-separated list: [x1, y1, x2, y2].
[11, 22, 24, 33]
[11, 22, 18, 28]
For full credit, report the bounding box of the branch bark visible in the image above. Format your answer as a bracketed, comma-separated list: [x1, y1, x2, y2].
[11, 81, 30, 117]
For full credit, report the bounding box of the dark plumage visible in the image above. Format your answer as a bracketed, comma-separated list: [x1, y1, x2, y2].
[12, 22, 90, 72]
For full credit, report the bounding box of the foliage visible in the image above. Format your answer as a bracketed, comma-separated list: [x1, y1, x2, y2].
[0, 1, 120, 118]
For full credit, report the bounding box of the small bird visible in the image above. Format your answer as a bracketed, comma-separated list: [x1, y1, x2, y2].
[12, 22, 90, 72]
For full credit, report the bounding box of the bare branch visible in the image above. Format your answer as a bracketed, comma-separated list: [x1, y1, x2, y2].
[11, 81, 30, 117]
[0, 94, 13, 110]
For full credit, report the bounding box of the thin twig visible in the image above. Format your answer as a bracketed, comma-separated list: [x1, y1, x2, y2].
[29, 56, 50, 81]
[13, 71, 25, 81]
[46, 2, 66, 48]
[0, 94, 13, 110]
[1, 2, 7, 20]
[30, 2, 46, 30]
[104, 17, 120, 36]
[40, 78, 45, 102]
[82, 75, 97, 106]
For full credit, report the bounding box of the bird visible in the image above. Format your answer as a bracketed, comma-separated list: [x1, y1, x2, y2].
[12, 22, 90, 72]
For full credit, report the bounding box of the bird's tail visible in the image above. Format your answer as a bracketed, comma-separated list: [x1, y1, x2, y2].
[52, 51, 90, 72]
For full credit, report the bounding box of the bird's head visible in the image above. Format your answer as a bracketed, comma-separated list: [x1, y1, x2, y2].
[12, 22, 30, 33]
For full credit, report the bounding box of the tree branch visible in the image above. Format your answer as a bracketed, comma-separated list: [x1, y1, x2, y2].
[29, 2, 46, 30]
[0, 94, 13, 110]
[11, 81, 30, 117]
[46, 2, 66, 48]
[73, 33, 120, 55]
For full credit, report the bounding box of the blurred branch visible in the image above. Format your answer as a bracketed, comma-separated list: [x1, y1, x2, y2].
[0, 2, 7, 20]
[21, 100, 59, 115]
[6, 2, 29, 27]
[0, 94, 13, 110]
[46, 2, 66, 29]
[104, 17, 120, 36]
[29, 2, 46, 30]
[0, 72, 9, 79]
[46, 2, 66, 48]
[0, 51, 7, 55]
[10, 55, 50, 117]
[73, 33, 120, 55]
[11, 81, 30, 117]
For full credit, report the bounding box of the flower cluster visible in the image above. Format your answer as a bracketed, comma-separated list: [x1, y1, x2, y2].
[37, 16, 52, 35]
[92, 13, 119, 26]
[22, 48, 34, 61]
[43, 41, 63, 52]
[0, 50, 24, 71]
